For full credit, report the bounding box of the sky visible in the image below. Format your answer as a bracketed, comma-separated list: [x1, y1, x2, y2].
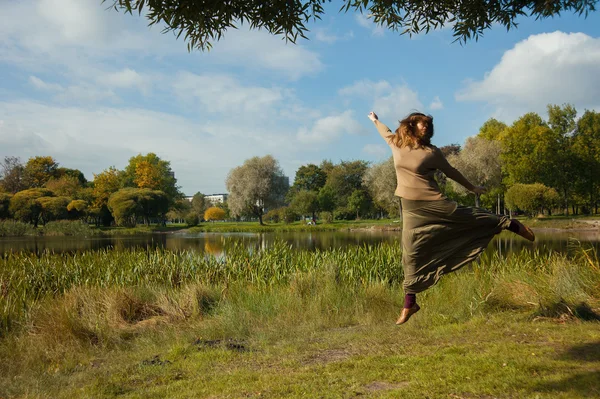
[1, 1, 600, 196]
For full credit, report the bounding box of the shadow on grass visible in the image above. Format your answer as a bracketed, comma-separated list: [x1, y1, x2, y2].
[534, 341, 600, 396]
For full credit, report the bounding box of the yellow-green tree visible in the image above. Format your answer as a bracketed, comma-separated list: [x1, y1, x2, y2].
[45, 175, 83, 197]
[38, 196, 71, 224]
[23, 156, 59, 188]
[0, 192, 11, 219]
[91, 167, 122, 226]
[122, 153, 180, 203]
[204, 207, 226, 221]
[8, 188, 53, 227]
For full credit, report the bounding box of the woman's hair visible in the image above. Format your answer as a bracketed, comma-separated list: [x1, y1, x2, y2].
[390, 112, 434, 149]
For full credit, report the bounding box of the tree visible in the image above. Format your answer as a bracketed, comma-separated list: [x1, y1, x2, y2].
[0, 193, 11, 219]
[546, 104, 578, 214]
[363, 156, 399, 217]
[122, 153, 180, 203]
[572, 110, 600, 213]
[226, 155, 289, 225]
[204, 206, 226, 222]
[45, 175, 83, 197]
[505, 183, 559, 217]
[317, 185, 336, 214]
[478, 118, 507, 141]
[67, 199, 88, 220]
[325, 160, 370, 208]
[0, 156, 25, 193]
[91, 166, 122, 226]
[106, 0, 597, 50]
[9, 188, 54, 227]
[347, 189, 370, 219]
[107, 188, 169, 226]
[22, 156, 59, 188]
[447, 137, 502, 207]
[290, 189, 319, 220]
[38, 196, 71, 224]
[291, 164, 326, 192]
[56, 167, 87, 185]
[191, 192, 207, 216]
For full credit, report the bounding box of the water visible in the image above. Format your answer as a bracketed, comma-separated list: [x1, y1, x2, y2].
[1, 229, 599, 257]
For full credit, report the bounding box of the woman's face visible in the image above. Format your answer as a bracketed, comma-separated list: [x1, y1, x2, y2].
[416, 121, 428, 135]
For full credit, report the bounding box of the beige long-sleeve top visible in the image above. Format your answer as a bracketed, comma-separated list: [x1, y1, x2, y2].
[375, 121, 474, 200]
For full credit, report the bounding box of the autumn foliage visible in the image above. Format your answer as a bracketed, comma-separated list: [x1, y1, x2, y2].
[204, 207, 226, 222]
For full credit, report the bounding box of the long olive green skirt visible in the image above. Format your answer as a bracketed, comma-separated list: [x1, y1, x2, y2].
[401, 198, 511, 294]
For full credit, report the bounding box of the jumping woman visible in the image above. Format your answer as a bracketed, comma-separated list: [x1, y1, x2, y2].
[368, 111, 535, 325]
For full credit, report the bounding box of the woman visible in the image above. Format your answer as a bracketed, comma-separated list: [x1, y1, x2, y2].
[368, 111, 535, 325]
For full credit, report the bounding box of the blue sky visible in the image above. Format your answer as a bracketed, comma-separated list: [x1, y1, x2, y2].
[1, 1, 600, 195]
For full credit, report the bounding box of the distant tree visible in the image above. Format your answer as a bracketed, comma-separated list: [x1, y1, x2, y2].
[191, 192, 207, 215]
[38, 196, 71, 224]
[45, 175, 83, 197]
[0, 156, 25, 193]
[290, 189, 319, 220]
[107, 188, 169, 227]
[168, 198, 192, 223]
[185, 212, 199, 227]
[363, 156, 399, 217]
[317, 185, 336, 214]
[91, 167, 122, 226]
[505, 183, 560, 217]
[56, 167, 87, 185]
[478, 118, 507, 141]
[67, 199, 88, 220]
[9, 188, 53, 227]
[122, 153, 181, 203]
[572, 110, 600, 213]
[325, 160, 370, 208]
[226, 155, 289, 225]
[106, 0, 597, 50]
[290, 164, 326, 194]
[0, 193, 11, 219]
[23, 156, 59, 188]
[204, 206, 226, 222]
[447, 137, 502, 207]
[347, 189, 371, 219]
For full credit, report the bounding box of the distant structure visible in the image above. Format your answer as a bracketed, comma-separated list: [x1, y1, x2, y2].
[184, 193, 229, 204]
[205, 193, 228, 204]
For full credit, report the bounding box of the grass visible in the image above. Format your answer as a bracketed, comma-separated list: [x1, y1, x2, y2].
[0, 242, 599, 397]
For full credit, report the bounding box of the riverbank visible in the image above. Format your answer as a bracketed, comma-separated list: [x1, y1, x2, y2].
[1, 215, 599, 238]
[1, 244, 598, 397]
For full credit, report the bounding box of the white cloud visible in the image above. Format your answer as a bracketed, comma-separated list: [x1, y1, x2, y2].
[172, 72, 285, 117]
[0, 100, 306, 194]
[101, 68, 147, 91]
[29, 76, 63, 92]
[297, 111, 363, 145]
[206, 29, 323, 80]
[315, 29, 339, 44]
[429, 96, 444, 110]
[362, 144, 389, 158]
[355, 14, 385, 37]
[456, 31, 600, 120]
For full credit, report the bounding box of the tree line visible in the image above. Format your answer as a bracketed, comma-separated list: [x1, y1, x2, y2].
[2, 103, 599, 227]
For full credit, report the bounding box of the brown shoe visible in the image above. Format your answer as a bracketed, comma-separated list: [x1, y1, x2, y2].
[511, 219, 535, 241]
[396, 304, 420, 325]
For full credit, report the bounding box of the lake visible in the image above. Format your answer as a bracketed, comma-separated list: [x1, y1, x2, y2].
[1, 229, 599, 257]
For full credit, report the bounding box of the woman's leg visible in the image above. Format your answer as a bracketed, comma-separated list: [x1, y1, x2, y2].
[396, 292, 420, 325]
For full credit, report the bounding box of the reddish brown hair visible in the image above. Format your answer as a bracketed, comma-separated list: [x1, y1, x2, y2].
[390, 112, 434, 149]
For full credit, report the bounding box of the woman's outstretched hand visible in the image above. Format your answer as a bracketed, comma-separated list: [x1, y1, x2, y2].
[472, 186, 488, 195]
[368, 111, 378, 122]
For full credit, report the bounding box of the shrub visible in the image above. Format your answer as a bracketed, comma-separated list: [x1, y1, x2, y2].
[185, 212, 199, 227]
[0, 220, 37, 237]
[43, 220, 93, 236]
[281, 207, 299, 224]
[204, 207, 226, 221]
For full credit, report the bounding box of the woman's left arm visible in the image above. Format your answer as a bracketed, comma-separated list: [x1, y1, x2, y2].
[433, 147, 477, 192]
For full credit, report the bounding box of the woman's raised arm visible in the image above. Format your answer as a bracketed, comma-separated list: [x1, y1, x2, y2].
[368, 111, 395, 143]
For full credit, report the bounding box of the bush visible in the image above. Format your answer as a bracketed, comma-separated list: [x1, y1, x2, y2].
[43, 220, 93, 236]
[204, 207, 226, 221]
[281, 207, 299, 224]
[185, 212, 199, 227]
[319, 211, 333, 223]
[264, 208, 281, 223]
[333, 207, 354, 220]
[0, 220, 37, 237]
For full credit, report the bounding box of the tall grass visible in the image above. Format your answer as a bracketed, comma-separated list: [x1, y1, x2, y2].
[42, 220, 94, 236]
[0, 220, 37, 237]
[0, 241, 599, 385]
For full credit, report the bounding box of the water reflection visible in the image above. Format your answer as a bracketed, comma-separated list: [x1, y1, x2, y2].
[1, 229, 599, 256]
